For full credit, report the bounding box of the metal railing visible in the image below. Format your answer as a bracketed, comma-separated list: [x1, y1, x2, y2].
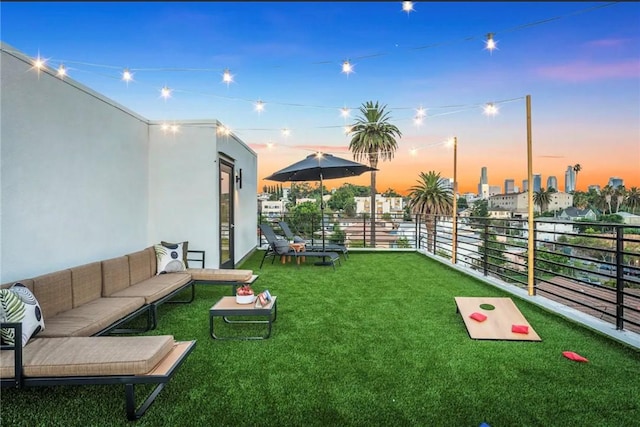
[258, 212, 640, 333]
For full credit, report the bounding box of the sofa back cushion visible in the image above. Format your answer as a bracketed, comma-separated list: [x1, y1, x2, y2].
[70, 262, 103, 307]
[32, 270, 73, 319]
[145, 246, 157, 276]
[101, 256, 130, 297]
[127, 250, 152, 285]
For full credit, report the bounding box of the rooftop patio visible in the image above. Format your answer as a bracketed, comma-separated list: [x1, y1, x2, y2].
[2, 251, 638, 426]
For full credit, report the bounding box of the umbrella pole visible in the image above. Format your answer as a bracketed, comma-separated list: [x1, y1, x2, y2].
[315, 172, 332, 266]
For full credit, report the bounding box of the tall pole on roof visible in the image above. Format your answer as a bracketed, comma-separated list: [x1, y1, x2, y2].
[452, 136, 458, 265]
[526, 95, 535, 296]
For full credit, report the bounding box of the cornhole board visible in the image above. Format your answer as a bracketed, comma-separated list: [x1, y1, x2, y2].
[454, 297, 541, 341]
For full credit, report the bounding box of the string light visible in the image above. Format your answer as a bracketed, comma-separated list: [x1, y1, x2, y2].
[402, 1, 415, 14]
[281, 128, 291, 137]
[483, 102, 498, 116]
[216, 124, 231, 136]
[341, 60, 354, 75]
[160, 86, 172, 100]
[485, 33, 497, 53]
[340, 107, 351, 118]
[254, 100, 265, 113]
[344, 125, 353, 135]
[56, 64, 67, 78]
[222, 68, 234, 85]
[122, 68, 133, 83]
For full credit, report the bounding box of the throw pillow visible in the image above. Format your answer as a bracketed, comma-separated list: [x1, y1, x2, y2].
[562, 351, 589, 363]
[0, 283, 45, 347]
[155, 243, 186, 275]
[273, 239, 291, 255]
[161, 240, 189, 268]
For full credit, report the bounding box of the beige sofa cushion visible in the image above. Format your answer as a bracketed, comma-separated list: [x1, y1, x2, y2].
[128, 249, 153, 285]
[187, 268, 253, 282]
[0, 335, 174, 378]
[145, 246, 157, 275]
[70, 262, 103, 308]
[32, 270, 73, 319]
[102, 256, 130, 297]
[108, 273, 191, 304]
[37, 297, 146, 338]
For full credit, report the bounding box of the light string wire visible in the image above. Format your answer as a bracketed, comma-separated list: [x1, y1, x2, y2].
[2, 1, 620, 114]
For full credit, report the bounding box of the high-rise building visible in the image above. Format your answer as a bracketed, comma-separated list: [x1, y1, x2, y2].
[504, 179, 515, 194]
[480, 167, 488, 185]
[478, 166, 488, 196]
[588, 184, 601, 193]
[533, 174, 542, 192]
[608, 177, 624, 189]
[522, 179, 529, 192]
[564, 165, 576, 193]
[547, 176, 558, 191]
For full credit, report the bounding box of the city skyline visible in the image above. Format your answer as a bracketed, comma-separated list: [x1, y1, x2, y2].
[1, 2, 638, 195]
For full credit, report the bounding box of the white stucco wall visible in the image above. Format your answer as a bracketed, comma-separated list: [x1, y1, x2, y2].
[1, 43, 258, 281]
[1, 44, 149, 282]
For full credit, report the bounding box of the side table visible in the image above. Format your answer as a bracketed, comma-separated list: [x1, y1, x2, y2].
[209, 296, 277, 340]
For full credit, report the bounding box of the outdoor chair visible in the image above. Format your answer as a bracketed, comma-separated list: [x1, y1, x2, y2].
[278, 221, 349, 260]
[259, 223, 341, 270]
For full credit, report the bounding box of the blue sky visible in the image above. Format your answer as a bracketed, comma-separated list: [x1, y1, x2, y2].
[2, 2, 638, 193]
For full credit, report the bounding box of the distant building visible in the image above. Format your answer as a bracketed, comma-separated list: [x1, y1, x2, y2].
[480, 166, 488, 185]
[260, 200, 285, 220]
[489, 185, 502, 197]
[559, 207, 597, 221]
[616, 212, 640, 225]
[489, 192, 528, 215]
[564, 165, 576, 193]
[608, 177, 624, 189]
[487, 206, 512, 219]
[533, 174, 542, 192]
[354, 195, 404, 216]
[504, 179, 515, 194]
[547, 176, 558, 191]
[478, 183, 490, 199]
[546, 192, 574, 213]
[522, 179, 529, 192]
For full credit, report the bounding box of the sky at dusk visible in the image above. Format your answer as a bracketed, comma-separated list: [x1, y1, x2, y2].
[2, 2, 638, 195]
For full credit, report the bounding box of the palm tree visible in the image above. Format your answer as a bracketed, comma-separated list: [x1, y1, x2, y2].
[601, 184, 614, 214]
[408, 171, 453, 250]
[349, 101, 402, 247]
[613, 185, 626, 213]
[573, 164, 582, 191]
[533, 187, 552, 214]
[626, 187, 640, 214]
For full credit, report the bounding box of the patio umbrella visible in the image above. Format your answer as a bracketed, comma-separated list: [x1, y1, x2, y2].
[264, 152, 377, 264]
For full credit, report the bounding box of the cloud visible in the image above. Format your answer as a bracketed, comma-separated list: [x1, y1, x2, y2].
[585, 38, 631, 48]
[536, 59, 640, 82]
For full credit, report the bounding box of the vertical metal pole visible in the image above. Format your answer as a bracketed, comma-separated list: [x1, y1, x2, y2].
[526, 95, 535, 296]
[615, 226, 624, 330]
[483, 223, 489, 276]
[452, 136, 458, 264]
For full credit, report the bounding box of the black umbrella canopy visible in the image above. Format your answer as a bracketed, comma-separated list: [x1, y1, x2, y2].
[264, 152, 377, 182]
[264, 152, 377, 263]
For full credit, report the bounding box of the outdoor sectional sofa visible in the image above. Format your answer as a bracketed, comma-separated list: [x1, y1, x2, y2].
[0, 244, 257, 420]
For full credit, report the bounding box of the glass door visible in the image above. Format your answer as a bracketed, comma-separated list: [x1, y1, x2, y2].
[219, 159, 235, 268]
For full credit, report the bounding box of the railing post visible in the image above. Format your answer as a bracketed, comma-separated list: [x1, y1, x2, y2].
[415, 214, 420, 250]
[483, 222, 488, 276]
[433, 216, 438, 254]
[615, 226, 624, 330]
[532, 221, 537, 296]
[363, 213, 367, 248]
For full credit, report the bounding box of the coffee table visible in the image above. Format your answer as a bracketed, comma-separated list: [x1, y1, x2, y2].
[209, 296, 277, 340]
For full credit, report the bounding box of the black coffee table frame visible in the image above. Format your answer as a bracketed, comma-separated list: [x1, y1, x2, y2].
[209, 296, 277, 340]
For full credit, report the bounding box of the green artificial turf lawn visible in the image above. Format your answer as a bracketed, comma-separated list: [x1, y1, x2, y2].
[2, 252, 639, 426]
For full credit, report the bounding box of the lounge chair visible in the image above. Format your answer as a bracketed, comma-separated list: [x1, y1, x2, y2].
[259, 223, 341, 270]
[0, 322, 196, 421]
[278, 221, 349, 260]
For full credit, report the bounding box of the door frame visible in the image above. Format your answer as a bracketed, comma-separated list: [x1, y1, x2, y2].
[219, 157, 235, 269]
